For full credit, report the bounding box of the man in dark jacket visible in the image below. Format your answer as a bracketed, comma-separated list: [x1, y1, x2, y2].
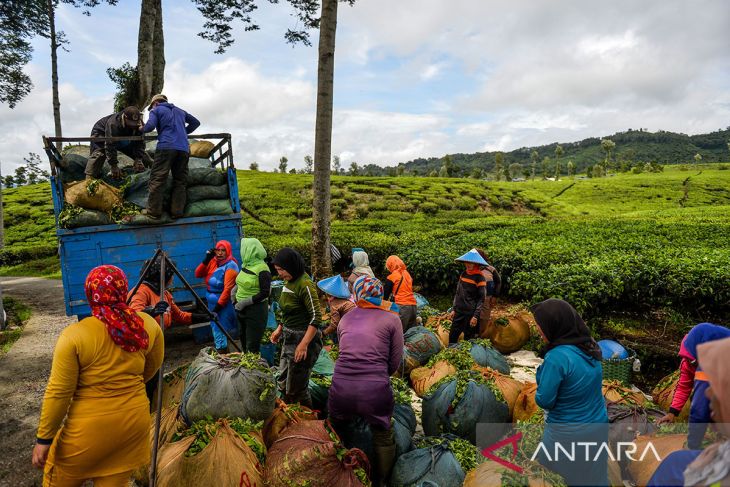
[142, 94, 200, 219]
[85, 106, 146, 179]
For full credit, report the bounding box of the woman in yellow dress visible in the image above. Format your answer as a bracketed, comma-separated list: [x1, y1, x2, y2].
[31, 265, 164, 486]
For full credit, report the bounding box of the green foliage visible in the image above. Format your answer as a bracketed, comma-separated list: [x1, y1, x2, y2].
[390, 377, 412, 405]
[106, 62, 139, 112]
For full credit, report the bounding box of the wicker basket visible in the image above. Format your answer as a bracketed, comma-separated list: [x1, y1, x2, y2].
[602, 349, 636, 385]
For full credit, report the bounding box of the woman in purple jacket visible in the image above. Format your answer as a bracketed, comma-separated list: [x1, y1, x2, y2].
[328, 276, 404, 487]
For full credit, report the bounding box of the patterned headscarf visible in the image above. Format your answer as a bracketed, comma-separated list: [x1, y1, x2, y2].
[85, 265, 149, 352]
[353, 275, 400, 315]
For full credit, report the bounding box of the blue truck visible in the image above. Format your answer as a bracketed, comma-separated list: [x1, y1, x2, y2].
[42, 134, 243, 340]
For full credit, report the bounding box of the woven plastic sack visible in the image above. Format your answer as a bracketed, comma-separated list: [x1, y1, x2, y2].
[58, 153, 91, 183]
[183, 199, 232, 218]
[402, 326, 442, 375]
[189, 140, 215, 158]
[262, 399, 318, 448]
[606, 402, 665, 445]
[189, 157, 213, 169]
[180, 348, 276, 424]
[264, 420, 370, 487]
[390, 436, 466, 487]
[393, 403, 417, 458]
[422, 376, 509, 445]
[155, 420, 263, 487]
[64, 179, 122, 212]
[187, 167, 227, 186]
[123, 170, 172, 209]
[459, 341, 510, 374]
[62, 209, 111, 228]
[186, 184, 229, 203]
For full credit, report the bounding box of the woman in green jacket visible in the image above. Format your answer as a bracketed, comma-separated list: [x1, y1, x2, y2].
[232, 238, 271, 353]
[270, 247, 323, 408]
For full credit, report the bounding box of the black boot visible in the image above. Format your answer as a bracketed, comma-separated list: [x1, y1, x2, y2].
[372, 428, 396, 487]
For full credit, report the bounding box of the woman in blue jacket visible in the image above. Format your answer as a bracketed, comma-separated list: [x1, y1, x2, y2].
[532, 298, 608, 487]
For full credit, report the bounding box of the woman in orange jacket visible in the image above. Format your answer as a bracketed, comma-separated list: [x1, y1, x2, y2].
[384, 255, 417, 332]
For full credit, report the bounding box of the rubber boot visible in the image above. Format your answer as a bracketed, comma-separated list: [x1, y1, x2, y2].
[372, 429, 396, 487]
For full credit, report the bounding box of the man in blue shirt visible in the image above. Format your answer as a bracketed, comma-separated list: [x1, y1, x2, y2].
[142, 94, 200, 219]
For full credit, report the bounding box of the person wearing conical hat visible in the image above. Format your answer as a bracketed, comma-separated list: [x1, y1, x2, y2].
[449, 249, 488, 344]
[317, 275, 355, 336]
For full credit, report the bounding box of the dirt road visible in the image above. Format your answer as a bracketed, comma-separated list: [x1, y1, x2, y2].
[0, 277, 203, 487]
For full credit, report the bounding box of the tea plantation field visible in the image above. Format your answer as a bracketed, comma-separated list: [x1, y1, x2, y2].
[2, 164, 729, 320]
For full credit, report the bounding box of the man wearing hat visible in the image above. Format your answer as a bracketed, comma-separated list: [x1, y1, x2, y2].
[449, 248, 488, 344]
[85, 106, 147, 180]
[141, 94, 200, 219]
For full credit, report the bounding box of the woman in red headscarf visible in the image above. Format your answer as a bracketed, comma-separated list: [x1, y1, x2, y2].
[31, 265, 164, 486]
[195, 240, 239, 353]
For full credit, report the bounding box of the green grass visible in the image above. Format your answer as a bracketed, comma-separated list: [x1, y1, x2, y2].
[1, 164, 728, 320]
[0, 297, 32, 354]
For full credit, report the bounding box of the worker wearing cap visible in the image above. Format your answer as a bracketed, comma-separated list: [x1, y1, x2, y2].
[317, 275, 355, 336]
[85, 106, 147, 180]
[449, 248, 488, 344]
[142, 94, 200, 220]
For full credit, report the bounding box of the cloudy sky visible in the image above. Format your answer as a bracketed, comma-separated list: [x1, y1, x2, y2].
[1, 0, 728, 172]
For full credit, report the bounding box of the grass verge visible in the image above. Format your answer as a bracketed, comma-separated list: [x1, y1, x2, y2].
[1, 297, 32, 354]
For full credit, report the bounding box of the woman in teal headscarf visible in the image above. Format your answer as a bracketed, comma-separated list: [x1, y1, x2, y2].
[232, 238, 271, 353]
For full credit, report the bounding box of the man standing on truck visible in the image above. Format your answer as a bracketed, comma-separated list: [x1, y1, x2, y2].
[85, 106, 147, 180]
[142, 94, 201, 220]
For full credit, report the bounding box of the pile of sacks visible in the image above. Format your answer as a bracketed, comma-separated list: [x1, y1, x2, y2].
[137, 348, 371, 487]
[57, 140, 233, 228]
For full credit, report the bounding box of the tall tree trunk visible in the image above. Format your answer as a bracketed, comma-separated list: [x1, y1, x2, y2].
[47, 0, 62, 150]
[136, 0, 160, 109]
[150, 0, 164, 96]
[0, 164, 4, 330]
[311, 0, 337, 279]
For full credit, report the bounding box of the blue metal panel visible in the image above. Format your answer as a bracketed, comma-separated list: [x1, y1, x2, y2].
[56, 168, 244, 318]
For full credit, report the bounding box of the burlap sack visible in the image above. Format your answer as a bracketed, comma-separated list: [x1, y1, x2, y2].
[513, 382, 541, 423]
[602, 380, 648, 406]
[262, 399, 318, 448]
[189, 140, 215, 158]
[626, 434, 686, 487]
[156, 421, 264, 487]
[152, 364, 189, 409]
[410, 360, 457, 397]
[475, 366, 524, 418]
[483, 311, 532, 354]
[64, 179, 122, 212]
[652, 370, 690, 421]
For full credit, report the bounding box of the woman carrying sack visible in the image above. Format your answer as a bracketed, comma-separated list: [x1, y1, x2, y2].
[32, 265, 164, 486]
[269, 248, 323, 408]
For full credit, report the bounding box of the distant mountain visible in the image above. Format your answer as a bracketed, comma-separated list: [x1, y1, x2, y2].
[364, 128, 730, 177]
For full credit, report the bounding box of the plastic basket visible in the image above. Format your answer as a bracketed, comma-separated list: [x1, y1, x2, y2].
[602, 349, 636, 385]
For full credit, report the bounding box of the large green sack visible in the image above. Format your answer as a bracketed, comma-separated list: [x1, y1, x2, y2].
[187, 184, 229, 203]
[189, 157, 213, 169]
[123, 170, 173, 209]
[188, 167, 227, 186]
[183, 199, 232, 218]
[62, 209, 111, 228]
[180, 348, 276, 425]
[58, 154, 92, 183]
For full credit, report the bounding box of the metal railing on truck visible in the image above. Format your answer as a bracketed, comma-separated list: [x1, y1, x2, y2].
[41, 133, 241, 219]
